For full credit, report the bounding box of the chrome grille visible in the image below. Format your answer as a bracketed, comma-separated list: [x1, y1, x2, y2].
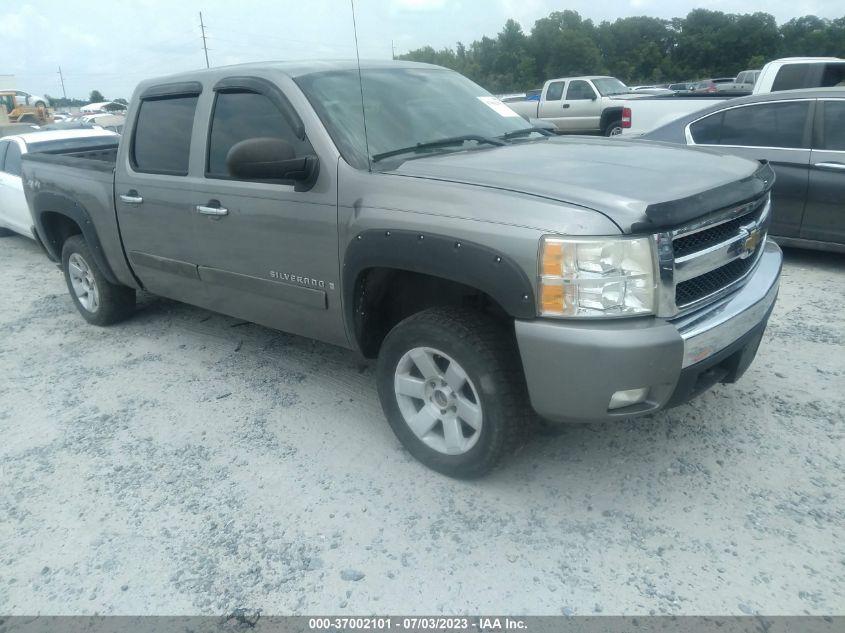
[675, 256, 757, 306]
[654, 193, 771, 318]
[672, 202, 765, 258]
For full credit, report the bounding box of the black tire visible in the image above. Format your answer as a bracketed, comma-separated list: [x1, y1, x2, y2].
[376, 307, 532, 478]
[34, 101, 46, 109]
[604, 120, 623, 137]
[61, 235, 135, 326]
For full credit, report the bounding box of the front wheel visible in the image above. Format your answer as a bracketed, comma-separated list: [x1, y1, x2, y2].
[604, 120, 623, 137]
[61, 235, 135, 326]
[376, 307, 532, 478]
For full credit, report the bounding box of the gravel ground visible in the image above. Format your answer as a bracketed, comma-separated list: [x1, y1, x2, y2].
[0, 234, 843, 616]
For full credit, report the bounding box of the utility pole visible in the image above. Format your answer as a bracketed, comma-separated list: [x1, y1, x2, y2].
[57, 66, 67, 99]
[199, 12, 210, 68]
[391, 40, 395, 60]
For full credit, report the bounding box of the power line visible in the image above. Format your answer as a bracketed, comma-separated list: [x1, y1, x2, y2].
[200, 12, 210, 68]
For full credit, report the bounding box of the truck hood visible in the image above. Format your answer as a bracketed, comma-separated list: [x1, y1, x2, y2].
[388, 136, 773, 233]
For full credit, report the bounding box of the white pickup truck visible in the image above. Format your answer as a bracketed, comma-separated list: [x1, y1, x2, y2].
[619, 57, 845, 136]
[507, 76, 646, 136]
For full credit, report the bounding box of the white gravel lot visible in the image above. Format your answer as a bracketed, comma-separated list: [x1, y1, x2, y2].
[0, 234, 843, 616]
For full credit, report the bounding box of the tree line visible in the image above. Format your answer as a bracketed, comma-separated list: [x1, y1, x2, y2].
[44, 91, 128, 108]
[398, 9, 845, 93]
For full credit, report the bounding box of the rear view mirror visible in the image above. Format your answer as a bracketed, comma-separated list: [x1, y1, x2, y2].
[226, 137, 318, 186]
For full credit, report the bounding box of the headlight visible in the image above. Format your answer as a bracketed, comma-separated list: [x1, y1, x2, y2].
[539, 236, 656, 317]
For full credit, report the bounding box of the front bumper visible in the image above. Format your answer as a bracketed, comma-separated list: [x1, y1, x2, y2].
[515, 241, 782, 423]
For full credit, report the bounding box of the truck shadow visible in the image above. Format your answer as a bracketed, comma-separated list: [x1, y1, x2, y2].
[127, 290, 749, 485]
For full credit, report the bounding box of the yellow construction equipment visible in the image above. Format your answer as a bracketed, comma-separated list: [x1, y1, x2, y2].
[0, 91, 52, 124]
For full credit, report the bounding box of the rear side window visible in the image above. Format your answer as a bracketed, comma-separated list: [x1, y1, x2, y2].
[772, 64, 811, 91]
[545, 82, 564, 101]
[206, 90, 310, 179]
[717, 102, 810, 149]
[822, 101, 845, 151]
[566, 80, 595, 100]
[3, 142, 22, 177]
[688, 112, 723, 144]
[131, 95, 198, 175]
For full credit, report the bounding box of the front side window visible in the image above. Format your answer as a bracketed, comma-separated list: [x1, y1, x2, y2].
[719, 102, 810, 149]
[820, 63, 845, 88]
[566, 80, 596, 100]
[545, 81, 564, 101]
[131, 94, 198, 175]
[207, 90, 311, 179]
[822, 101, 845, 151]
[4, 142, 22, 176]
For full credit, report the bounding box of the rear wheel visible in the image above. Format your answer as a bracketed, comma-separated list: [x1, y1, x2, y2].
[604, 120, 623, 136]
[61, 235, 135, 325]
[376, 307, 532, 478]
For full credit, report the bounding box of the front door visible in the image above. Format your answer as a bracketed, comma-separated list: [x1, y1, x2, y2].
[191, 82, 346, 347]
[803, 99, 845, 246]
[114, 89, 207, 304]
[562, 80, 601, 131]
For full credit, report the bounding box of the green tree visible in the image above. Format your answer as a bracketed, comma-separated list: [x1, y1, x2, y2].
[89, 90, 105, 103]
[398, 8, 844, 94]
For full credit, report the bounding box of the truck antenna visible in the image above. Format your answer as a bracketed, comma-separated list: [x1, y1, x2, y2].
[350, 0, 371, 172]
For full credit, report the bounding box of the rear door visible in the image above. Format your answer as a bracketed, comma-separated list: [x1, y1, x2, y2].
[687, 99, 814, 238]
[114, 83, 206, 303]
[562, 80, 601, 131]
[191, 77, 346, 346]
[538, 81, 566, 128]
[0, 138, 32, 235]
[803, 98, 845, 246]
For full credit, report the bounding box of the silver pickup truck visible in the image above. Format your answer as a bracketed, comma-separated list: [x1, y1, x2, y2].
[21, 60, 782, 478]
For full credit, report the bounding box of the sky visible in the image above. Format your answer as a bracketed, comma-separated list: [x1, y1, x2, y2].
[1, 0, 843, 101]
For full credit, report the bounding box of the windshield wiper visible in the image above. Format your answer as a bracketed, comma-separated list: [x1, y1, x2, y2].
[500, 127, 553, 140]
[371, 134, 505, 163]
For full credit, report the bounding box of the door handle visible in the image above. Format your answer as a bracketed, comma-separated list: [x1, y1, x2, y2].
[119, 192, 143, 205]
[196, 204, 229, 216]
[814, 162, 845, 171]
[562, 103, 570, 109]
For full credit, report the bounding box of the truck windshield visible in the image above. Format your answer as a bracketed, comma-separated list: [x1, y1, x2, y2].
[592, 78, 629, 96]
[295, 68, 531, 169]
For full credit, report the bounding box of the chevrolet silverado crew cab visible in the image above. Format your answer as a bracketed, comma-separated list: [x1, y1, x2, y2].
[22, 61, 782, 478]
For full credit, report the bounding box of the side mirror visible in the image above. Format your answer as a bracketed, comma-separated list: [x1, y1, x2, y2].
[591, 95, 597, 101]
[226, 137, 318, 186]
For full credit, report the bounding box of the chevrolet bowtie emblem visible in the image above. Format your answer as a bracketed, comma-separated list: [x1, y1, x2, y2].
[742, 227, 762, 256]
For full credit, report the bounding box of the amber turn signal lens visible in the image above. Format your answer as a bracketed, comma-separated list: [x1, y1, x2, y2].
[541, 284, 564, 313]
[542, 241, 562, 276]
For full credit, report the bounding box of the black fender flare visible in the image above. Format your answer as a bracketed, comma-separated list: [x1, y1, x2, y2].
[600, 107, 624, 132]
[343, 229, 536, 347]
[32, 191, 120, 285]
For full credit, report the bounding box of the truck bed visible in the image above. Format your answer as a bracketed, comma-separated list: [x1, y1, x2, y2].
[21, 149, 138, 290]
